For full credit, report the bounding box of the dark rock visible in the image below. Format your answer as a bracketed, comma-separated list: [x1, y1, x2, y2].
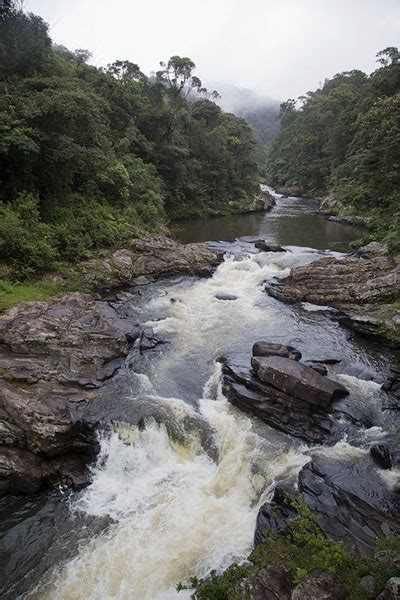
[370, 436, 400, 469]
[252, 341, 301, 361]
[376, 578, 400, 600]
[254, 487, 298, 544]
[234, 565, 293, 600]
[222, 356, 339, 444]
[370, 444, 393, 469]
[139, 327, 167, 351]
[251, 356, 348, 407]
[303, 360, 328, 376]
[255, 456, 400, 556]
[382, 367, 400, 398]
[255, 241, 286, 252]
[214, 293, 238, 301]
[312, 358, 342, 365]
[291, 572, 348, 600]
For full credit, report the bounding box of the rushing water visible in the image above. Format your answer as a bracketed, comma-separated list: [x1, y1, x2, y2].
[0, 190, 396, 600]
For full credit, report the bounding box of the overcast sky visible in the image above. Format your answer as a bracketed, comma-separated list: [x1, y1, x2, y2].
[26, 0, 400, 102]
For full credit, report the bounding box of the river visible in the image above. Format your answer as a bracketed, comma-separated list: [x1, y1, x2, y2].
[0, 189, 396, 600]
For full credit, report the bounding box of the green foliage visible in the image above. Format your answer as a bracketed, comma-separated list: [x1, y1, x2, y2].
[179, 497, 400, 600]
[267, 53, 400, 250]
[177, 565, 249, 600]
[0, 7, 259, 279]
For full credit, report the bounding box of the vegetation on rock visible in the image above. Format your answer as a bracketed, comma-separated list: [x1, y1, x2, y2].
[178, 498, 400, 599]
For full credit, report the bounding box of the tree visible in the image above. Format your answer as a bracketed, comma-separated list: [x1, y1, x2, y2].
[107, 60, 146, 84]
[376, 47, 399, 67]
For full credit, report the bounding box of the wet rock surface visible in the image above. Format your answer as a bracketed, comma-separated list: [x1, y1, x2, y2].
[251, 355, 348, 406]
[222, 340, 350, 443]
[255, 456, 400, 556]
[222, 355, 342, 444]
[0, 292, 141, 495]
[265, 243, 400, 346]
[80, 235, 221, 293]
[252, 341, 301, 361]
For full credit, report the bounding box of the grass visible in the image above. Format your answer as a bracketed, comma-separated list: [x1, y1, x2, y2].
[0, 279, 67, 313]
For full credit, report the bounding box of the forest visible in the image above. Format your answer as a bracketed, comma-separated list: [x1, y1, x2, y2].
[0, 3, 259, 278]
[267, 47, 400, 251]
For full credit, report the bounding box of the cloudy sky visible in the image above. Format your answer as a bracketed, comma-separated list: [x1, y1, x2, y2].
[27, 0, 400, 102]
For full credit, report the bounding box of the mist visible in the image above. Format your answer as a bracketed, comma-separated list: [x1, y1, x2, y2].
[23, 0, 400, 101]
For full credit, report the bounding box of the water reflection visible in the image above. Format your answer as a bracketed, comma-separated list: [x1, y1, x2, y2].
[172, 197, 365, 251]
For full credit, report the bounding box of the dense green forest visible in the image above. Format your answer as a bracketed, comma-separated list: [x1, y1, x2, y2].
[267, 47, 400, 250]
[0, 3, 259, 279]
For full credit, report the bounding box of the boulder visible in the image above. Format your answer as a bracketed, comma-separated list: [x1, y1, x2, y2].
[369, 437, 400, 469]
[252, 341, 301, 361]
[80, 236, 221, 293]
[234, 565, 293, 600]
[291, 572, 348, 600]
[254, 241, 286, 252]
[222, 356, 340, 444]
[229, 189, 276, 214]
[250, 356, 348, 407]
[382, 367, 400, 399]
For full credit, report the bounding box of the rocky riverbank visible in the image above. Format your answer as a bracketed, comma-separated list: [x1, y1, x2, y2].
[319, 196, 371, 228]
[0, 237, 221, 496]
[266, 242, 400, 347]
[208, 339, 400, 599]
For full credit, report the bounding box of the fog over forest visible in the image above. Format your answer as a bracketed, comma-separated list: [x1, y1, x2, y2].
[27, 0, 400, 101]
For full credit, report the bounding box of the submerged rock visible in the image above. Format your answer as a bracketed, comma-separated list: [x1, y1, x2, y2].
[265, 243, 400, 346]
[303, 360, 328, 376]
[255, 241, 286, 252]
[214, 293, 238, 301]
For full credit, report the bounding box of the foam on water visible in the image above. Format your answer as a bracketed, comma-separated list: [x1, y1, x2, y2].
[34, 364, 310, 600]
[29, 250, 391, 600]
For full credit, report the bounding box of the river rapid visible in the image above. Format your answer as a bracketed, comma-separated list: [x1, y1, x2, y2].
[1, 189, 397, 600]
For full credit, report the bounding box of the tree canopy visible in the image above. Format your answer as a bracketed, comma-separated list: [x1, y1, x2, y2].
[0, 6, 259, 277]
[266, 49, 400, 250]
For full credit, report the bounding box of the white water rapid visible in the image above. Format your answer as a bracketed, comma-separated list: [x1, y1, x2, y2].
[29, 243, 392, 600]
